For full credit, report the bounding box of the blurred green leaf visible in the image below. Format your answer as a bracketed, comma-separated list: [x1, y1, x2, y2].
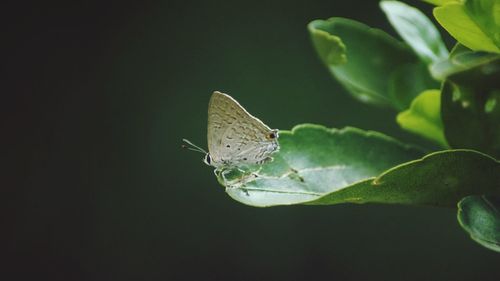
[422, 0, 461, 6]
[433, 2, 500, 53]
[388, 62, 439, 109]
[458, 195, 500, 252]
[308, 18, 438, 110]
[430, 43, 500, 80]
[397, 89, 447, 147]
[222, 125, 499, 208]
[308, 27, 346, 65]
[380, 0, 449, 64]
[464, 0, 500, 49]
[441, 56, 500, 158]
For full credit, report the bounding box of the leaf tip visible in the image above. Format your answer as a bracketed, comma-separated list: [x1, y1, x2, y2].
[308, 21, 347, 65]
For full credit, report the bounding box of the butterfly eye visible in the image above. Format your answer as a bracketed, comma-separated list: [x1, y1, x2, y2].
[267, 131, 277, 140]
[203, 153, 212, 165]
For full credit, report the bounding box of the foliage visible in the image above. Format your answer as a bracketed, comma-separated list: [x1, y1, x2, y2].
[224, 125, 499, 209]
[458, 195, 500, 252]
[209, 0, 500, 252]
[308, 17, 438, 110]
[396, 89, 447, 147]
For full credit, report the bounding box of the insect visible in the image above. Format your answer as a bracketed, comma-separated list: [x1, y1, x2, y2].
[183, 91, 279, 185]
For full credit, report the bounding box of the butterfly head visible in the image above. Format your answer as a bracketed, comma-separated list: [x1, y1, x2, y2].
[266, 129, 279, 140]
[203, 153, 212, 166]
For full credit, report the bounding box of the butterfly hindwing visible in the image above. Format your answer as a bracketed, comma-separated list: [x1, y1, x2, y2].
[207, 91, 279, 168]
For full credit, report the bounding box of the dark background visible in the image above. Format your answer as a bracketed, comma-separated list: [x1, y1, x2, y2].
[4, 0, 500, 280]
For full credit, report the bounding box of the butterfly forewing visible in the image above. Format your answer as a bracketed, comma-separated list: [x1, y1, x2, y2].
[207, 91, 279, 168]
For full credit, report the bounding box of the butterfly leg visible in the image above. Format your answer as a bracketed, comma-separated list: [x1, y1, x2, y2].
[216, 168, 243, 188]
[236, 167, 259, 178]
[214, 168, 234, 186]
[256, 156, 273, 165]
[217, 168, 258, 194]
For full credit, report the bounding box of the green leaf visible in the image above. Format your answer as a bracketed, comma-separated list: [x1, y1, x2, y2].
[224, 125, 424, 206]
[433, 2, 500, 53]
[380, 0, 449, 64]
[308, 18, 438, 110]
[464, 0, 500, 49]
[397, 89, 448, 147]
[388, 62, 439, 109]
[310, 149, 499, 207]
[422, 0, 462, 6]
[441, 56, 500, 158]
[307, 27, 347, 65]
[458, 195, 500, 252]
[430, 43, 500, 80]
[221, 125, 500, 208]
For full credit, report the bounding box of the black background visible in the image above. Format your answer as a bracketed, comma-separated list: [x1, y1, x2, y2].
[4, 0, 500, 280]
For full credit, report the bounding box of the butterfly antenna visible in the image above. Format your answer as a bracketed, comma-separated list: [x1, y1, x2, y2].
[182, 139, 208, 154]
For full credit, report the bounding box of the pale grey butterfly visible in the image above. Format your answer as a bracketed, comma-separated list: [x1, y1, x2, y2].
[183, 91, 279, 185]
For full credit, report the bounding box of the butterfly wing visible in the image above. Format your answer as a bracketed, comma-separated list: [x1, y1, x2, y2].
[207, 91, 279, 168]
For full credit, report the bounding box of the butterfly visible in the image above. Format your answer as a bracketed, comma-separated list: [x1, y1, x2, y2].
[183, 91, 279, 183]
